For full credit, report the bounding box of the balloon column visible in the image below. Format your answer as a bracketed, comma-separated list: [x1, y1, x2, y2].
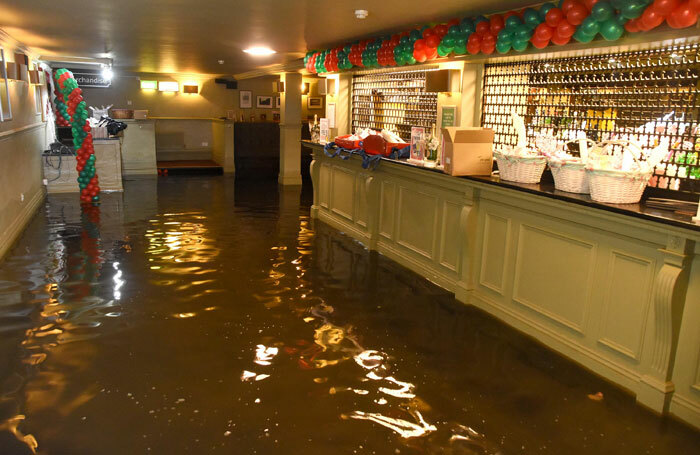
[54, 69, 100, 204]
[303, 0, 700, 73]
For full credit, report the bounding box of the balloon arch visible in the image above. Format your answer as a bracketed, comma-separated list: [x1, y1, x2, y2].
[304, 0, 699, 73]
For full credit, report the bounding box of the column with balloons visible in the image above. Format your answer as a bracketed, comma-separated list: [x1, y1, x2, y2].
[54, 69, 100, 204]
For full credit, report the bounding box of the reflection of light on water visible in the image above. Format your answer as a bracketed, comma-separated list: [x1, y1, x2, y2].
[0, 415, 38, 453]
[349, 410, 436, 438]
[112, 262, 124, 300]
[145, 213, 220, 268]
[379, 376, 415, 399]
[174, 312, 196, 319]
[254, 345, 278, 366]
[241, 370, 270, 382]
[354, 350, 386, 370]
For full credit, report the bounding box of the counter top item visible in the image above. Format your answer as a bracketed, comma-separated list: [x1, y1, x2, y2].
[302, 140, 700, 233]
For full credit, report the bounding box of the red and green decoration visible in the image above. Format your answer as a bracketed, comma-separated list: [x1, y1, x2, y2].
[304, 0, 699, 73]
[54, 69, 100, 204]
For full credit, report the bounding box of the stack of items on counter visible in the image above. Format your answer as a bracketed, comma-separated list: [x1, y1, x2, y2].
[495, 111, 671, 204]
[335, 128, 408, 157]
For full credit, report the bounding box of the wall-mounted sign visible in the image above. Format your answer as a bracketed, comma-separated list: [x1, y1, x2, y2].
[69, 70, 111, 88]
[441, 106, 456, 127]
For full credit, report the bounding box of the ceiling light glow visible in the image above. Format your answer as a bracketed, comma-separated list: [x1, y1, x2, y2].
[243, 47, 276, 56]
[140, 80, 157, 90]
[101, 67, 113, 80]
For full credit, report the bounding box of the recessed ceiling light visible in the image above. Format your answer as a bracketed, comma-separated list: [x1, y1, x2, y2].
[218, 59, 224, 64]
[243, 47, 276, 56]
[101, 67, 113, 80]
[355, 9, 368, 19]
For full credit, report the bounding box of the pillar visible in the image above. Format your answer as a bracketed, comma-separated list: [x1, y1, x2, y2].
[279, 72, 303, 186]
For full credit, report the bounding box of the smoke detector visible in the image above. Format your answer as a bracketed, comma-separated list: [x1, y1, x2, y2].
[355, 9, 368, 19]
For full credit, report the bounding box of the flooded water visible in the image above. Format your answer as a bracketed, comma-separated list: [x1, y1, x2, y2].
[0, 176, 698, 455]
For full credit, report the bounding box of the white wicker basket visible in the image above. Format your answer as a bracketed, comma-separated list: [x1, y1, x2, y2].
[549, 160, 589, 193]
[495, 151, 547, 184]
[586, 140, 651, 204]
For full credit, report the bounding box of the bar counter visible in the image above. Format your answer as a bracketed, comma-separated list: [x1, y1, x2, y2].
[304, 140, 700, 429]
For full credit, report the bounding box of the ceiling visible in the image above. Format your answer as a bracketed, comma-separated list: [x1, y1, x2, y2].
[0, 0, 536, 76]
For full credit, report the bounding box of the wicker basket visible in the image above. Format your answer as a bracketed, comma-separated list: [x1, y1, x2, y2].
[586, 140, 651, 204]
[109, 109, 133, 119]
[495, 151, 547, 184]
[549, 160, 589, 193]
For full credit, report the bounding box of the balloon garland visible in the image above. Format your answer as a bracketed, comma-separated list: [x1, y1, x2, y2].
[304, 0, 699, 74]
[54, 69, 100, 204]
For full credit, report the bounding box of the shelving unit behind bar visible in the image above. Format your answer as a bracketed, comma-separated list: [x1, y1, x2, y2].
[481, 43, 700, 195]
[352, 68, 439, 141]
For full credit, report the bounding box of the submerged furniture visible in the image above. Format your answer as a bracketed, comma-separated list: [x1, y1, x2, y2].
[44, 138, 123, 193]
[306, 140, 700, 430]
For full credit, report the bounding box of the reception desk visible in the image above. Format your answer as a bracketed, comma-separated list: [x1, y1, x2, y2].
[305, 141, 700, 429]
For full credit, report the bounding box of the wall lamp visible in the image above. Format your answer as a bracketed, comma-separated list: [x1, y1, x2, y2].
[301, 82, 310, 95]
[158, 81, 179, 92]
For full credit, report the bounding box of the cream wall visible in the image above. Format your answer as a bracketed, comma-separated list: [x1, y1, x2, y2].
[0, 34, 50, 260]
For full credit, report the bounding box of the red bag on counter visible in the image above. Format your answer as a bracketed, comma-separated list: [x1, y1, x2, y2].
[362, 135, 407, 157]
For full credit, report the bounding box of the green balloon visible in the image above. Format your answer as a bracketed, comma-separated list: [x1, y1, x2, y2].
[592, 1, 615, 22]
[539, 3, 556, 20]
[599, 18, 624, 40]
[442, 35, 455, 48]
[573, 28, 596, 43]
[580, 16, 601, 35]
[437, 43, 450, 57]
[453, 43, 467, 55]
[496, 41, 512, 54]
[512, 39, 530, 51]
[523, 8, 540, 28]
[505, 15, 522, 28]
[498, 29, 513, 45]
[514, 24, 532, 41]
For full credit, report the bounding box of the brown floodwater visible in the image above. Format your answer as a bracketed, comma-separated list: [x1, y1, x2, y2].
[0, 176, 698, 455]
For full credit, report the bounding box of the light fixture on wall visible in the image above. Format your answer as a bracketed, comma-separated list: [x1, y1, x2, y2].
[101, 66, 113, 81]
[158, 81, 179, 92]
[243, 47, 276, 56]
[140, 80, 157, 90]
[301, 82, 310, 95]
[183, 83, 198, 94]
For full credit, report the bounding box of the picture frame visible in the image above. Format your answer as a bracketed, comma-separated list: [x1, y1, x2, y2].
[307, 97, 322, 109]
[0, 49, 12, 121]
[257, 95, 273, 108]
[275, 96, 281, 108]
[239, 90, 252, 109]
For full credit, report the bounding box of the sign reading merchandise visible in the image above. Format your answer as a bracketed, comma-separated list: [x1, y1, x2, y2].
[319, 118, 330, 144]
[410, 126, 425, 163]
[70, 71, 111, 88]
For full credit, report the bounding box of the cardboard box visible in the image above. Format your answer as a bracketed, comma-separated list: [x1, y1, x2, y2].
[5, 62, 18, 80]
[441, 127, 495, 176]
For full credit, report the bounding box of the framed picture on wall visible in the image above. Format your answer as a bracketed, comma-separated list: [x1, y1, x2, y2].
[0, 48, 12, 122]
[240, 90, 252, 109]
[307, 97, 322, 110]
[275, 96, 281, 108]
[257, 95, 273, 108]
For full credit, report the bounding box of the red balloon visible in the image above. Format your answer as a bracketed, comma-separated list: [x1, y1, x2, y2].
[425, 47, 438, 60]
[426, 35, 441, 48]
[467, 41, 481, 54]
[476, 21, 491, 36]
[503, 11, 519, 20]
[551, 30, 572, 45]
[690, 0, 700, 12]
[414, 39, 427, 51]
[482, 33, 497, 47]
[490, 14, 505, 35]
[535, 23, 554, 40]
[667, 2, 698, 27]
[468, 33, 482, 46]
[557, 20, 576, 37]
[562, 0, 578, 13]
[413, 48, 427, 62]
[481, 43, 495, 54]
[448, 18, 460, 27]
[545, 8, 565, 26]
[583, 0, 599, 9]
[566, 3, 590, 25]
[652, 0, 680, 15]
[625, 17, 641, 31]
[434, 24, 449, 37]
[423, 28, 435, 39]
[640, 5, 666, 29]
[531, 37, 551, 49]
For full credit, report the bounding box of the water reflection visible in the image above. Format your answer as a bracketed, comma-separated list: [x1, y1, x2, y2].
[0, 178, 696, 455]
